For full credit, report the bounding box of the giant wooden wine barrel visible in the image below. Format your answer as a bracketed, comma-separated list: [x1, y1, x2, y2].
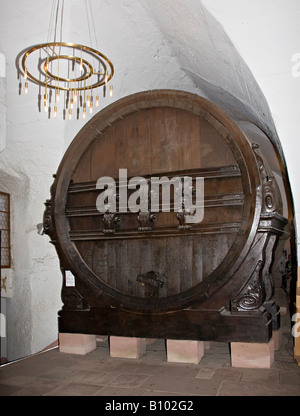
[44, 90, 289, 343]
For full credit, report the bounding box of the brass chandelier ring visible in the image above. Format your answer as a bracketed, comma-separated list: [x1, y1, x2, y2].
[44, 55, 94, 85]
[21, 42, 114, 92]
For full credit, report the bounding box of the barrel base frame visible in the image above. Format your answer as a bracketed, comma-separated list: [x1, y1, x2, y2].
[58, 307, 273, 344]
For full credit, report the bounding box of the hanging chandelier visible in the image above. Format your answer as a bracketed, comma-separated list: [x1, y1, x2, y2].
[20, 0, 114, 120]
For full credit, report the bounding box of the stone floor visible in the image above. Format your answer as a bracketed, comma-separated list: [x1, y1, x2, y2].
[0, 311, 299, 397]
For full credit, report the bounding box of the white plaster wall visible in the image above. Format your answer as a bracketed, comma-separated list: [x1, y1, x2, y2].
[0, 0, 298, 360]
[202, 0, 300, 255]
[0, 1, 65, 359]
[0, 52, 6, 153]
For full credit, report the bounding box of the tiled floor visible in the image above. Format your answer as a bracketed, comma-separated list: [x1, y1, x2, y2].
[0, 311, 299, 396]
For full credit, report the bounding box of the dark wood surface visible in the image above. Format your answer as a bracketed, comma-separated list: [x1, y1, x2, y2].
[44, 90, 290, 343]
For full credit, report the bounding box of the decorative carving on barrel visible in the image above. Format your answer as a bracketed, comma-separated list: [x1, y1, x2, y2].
[137, 211, 157, 231]
[102, 213, 122, 234]
[252, 143, 280, 214]
[43, 199, 53, 235]
[43, 175, 57, 245]
[231, 261, 264, 312]
[176, 209, 195, 230]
